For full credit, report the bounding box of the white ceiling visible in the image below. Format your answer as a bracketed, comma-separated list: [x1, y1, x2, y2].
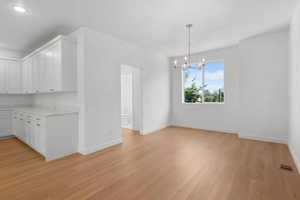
[0, 0, 80, 54]
[0, 0, 298, 56]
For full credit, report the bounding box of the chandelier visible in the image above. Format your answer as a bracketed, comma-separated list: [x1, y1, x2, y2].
[173, 24, 206, 69]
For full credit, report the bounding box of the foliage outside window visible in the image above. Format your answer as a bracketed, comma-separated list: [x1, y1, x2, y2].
[183, 61, 224, 104]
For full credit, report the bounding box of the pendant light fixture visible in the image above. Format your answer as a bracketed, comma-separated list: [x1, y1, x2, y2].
[174, 24, 193, 69]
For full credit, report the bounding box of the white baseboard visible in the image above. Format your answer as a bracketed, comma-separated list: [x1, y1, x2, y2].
[288, 143, 300, 174]
[239, 135, 288, 144]
[171, 124, 237, 135]
[141, 123, 170, 136]
[79, 137, 123, 155]
[0, 135, 15, 140]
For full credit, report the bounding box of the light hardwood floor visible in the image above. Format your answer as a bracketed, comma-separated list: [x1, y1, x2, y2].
[0, 126, 299, 200]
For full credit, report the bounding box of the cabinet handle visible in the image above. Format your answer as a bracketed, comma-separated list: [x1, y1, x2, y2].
[49, 89, 55, 92]
[27, 121, 31, 123]
[36, 124, 40, 127]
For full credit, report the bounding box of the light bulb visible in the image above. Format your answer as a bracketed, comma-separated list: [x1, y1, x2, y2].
[13, 5, 27, 13]
[173, 60, 178, 69]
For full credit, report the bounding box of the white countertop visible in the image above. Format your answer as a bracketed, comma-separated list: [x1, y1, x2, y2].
[0, 105, 22, 111]
[0, 105, 79, 117]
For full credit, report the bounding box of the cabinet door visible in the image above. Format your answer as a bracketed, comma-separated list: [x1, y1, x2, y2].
[34, 119, 42, 153]
[43, 48, 52, 92]
[39, 51, 48, 93]
[22, 60, 27, 93]
[0, 61, 6, 93]
[30, 125, 35, 148]
[61, 39, 77, 92]
[24, 119, 33, 145]
[14, 112, 25, 141]
[11, 112, 18, 136]
[34, 125, 40, 152]
[6, 60, 22, 94]
[22, 58, 33, 94]
[27, 60, 33, 93]
[32, 48, 58, 93]
[0, 110, 11, 137]
[32, 54, 40, 93]
[18, 115, 25, 142]
[47, 42, 61, 92]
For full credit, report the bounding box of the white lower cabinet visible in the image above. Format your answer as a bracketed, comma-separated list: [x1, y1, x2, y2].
[24, 115, 35, 147]
[34, 118, 45, 154]
[0, 110, 12, 137]
[24, 118, 31, 145]
[12, 110, 78, 161]
[12, 111, 25, 141]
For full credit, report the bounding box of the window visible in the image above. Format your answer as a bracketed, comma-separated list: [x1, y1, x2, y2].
[183, 61, 224, 104]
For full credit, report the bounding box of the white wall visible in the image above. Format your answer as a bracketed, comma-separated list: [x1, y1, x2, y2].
[238, 30, 289, 143]
[76, 28, 170, 154]
[170, 30, 289, 143]
[142, 50, 171, 134]
[289, 2, 300, 171]
[32, 93, 78, 109]
[170, 46, 240, 133]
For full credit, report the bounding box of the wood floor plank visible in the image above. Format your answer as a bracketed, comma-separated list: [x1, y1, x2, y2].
[0, 127, 299, 200]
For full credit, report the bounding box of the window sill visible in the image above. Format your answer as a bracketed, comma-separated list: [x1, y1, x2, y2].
[182, 102, 225, 105]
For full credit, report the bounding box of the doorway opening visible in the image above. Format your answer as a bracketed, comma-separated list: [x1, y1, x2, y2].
[120, 65, 142, 137]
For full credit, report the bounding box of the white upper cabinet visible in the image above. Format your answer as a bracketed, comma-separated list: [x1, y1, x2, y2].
[22, 35, 77, 94]
[0, 35, 77, 95]
[42, 42, 61, 92]
[0, 61, 6, 93]
[22, 57, 33, 94]
[6, 61, 22, 94]
[0, 59, 22, 94]
[33, 52, 44, 93]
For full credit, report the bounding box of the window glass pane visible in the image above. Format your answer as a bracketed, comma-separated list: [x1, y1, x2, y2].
[183, 64, 202, 103]
[204, 62, 224, 103]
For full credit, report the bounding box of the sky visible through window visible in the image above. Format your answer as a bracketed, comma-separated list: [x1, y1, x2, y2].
[184, 62, 224, 93]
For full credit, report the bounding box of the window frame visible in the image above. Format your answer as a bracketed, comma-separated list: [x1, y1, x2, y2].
[181, 59, 225, 105]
